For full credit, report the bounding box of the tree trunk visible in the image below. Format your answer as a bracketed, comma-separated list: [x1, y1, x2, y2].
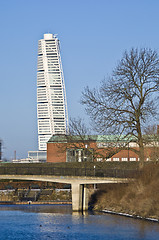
[137, 123, 145, 169]
[139, 145, 144, 169]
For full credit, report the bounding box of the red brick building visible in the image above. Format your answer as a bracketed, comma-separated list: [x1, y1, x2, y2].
[47, 134, 159, 163]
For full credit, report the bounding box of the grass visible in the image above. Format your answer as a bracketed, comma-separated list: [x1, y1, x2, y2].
[90, 163, 159, 219]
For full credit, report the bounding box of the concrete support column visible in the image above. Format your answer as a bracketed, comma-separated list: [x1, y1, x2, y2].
[71, 183, 88, 211]
[72, 183, 83, 211]
[83, 184, 88, 211]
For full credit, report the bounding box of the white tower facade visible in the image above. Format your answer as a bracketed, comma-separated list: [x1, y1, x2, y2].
[37, 33, 68, 150]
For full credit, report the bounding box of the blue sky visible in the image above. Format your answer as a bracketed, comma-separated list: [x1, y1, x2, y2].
[0, 0, 159, 160]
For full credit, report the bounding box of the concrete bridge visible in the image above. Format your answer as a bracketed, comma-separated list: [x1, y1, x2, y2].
[0, 174, 128, 211]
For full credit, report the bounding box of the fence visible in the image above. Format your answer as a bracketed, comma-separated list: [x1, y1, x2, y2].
[0, 166, 140, 178]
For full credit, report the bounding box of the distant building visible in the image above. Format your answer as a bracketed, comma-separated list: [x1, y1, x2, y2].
[37, 33, 69, 151]
[12, 156, 45, 163]
[28, 151, 47, 162]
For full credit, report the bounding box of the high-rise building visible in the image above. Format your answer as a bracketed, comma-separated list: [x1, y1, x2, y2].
[37, 33, 69, 151]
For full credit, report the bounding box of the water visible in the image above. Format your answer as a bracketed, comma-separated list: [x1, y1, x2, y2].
[0, 204, 158, 240]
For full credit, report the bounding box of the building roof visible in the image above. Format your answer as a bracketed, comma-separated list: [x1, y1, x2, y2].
[48, 134, 136, 143]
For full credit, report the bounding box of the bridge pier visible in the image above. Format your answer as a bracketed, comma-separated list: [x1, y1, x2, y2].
[71, 183, 88, 211]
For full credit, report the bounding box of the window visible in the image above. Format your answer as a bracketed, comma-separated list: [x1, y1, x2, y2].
[121, 158, 128, 161]
[106, 158, 111, 161]
[97, 158, 103, 162]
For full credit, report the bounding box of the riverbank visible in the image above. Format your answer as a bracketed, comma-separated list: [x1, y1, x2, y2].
[0, 201, 72, 205]
[92, 163, 159, 221]
[0, 187, 72, 202]
[102, 209, 159, 223]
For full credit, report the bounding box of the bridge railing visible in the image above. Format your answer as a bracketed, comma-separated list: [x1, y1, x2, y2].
[0, 166, 140, 178]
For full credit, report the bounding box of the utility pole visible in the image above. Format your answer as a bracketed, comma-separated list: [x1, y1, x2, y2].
[14, 150, 16, 160]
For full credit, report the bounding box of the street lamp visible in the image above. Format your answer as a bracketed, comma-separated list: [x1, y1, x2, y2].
[94, 165, 96, 176]
[84, 144, 88, 176]
[94, 165, 96, 190]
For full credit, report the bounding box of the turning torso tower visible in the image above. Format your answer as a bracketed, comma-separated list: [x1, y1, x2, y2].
[37, 33, 68, 151]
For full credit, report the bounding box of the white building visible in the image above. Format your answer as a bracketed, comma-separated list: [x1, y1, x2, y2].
[37, 33, 69, 151]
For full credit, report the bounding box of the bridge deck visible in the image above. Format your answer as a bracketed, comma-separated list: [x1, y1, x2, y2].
[0, 175, 129, 184]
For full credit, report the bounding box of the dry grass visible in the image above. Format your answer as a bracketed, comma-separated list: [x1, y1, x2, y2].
[91, 163, 159, 219]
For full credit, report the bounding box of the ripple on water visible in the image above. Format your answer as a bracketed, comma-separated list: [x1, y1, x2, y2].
[0, 205, 158, 240]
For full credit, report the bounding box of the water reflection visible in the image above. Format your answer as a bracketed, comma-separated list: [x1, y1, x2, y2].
[0, 204, 72, 214]
[72, 211, 89, 216]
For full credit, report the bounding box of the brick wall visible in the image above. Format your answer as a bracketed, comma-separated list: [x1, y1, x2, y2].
[47, 141, 156, 163]
[47, 143, 66, 163]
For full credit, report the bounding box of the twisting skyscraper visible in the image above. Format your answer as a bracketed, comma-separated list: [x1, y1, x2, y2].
[37, 33, 68, 151]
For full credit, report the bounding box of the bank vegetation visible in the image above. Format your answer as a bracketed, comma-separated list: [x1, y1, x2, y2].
[91, 163, 159, 219]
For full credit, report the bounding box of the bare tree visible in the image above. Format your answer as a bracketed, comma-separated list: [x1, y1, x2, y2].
[68, 117, 93, 162]
[143, 124, 159, 162]
[55, 117, 95, 162]
[81, 48, 159, 165]
[58, 117, 121, 162]
[68, 118, 137, 162]
[69, 117, 91, 138]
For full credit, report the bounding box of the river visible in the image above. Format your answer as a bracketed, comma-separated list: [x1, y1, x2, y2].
[0, 204, 158, 240]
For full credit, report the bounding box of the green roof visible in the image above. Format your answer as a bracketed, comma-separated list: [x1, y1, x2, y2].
[48, 134, 136, 143]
